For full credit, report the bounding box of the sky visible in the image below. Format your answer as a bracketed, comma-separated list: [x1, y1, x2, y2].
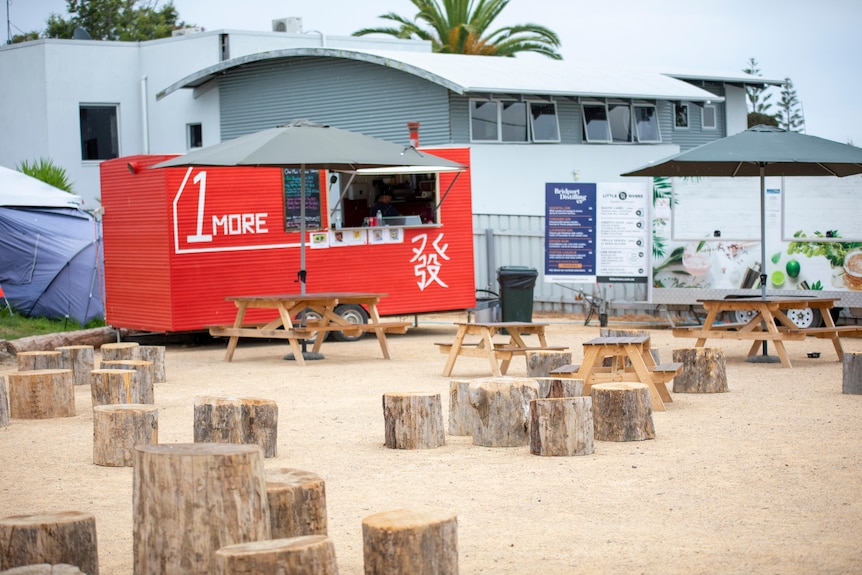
[5, 0, 862, 146]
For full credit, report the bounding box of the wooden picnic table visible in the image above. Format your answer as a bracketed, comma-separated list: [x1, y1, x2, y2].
[436, 321, 566, 377]
[208, 292, 409, 364]
[671, 297, 859, 368]
[552, 335, 680, 412]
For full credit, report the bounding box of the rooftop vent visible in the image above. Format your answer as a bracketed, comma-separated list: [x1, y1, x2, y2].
[272, 17, 302, 33]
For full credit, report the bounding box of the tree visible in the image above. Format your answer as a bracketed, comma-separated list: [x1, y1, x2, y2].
[42, 0, 191, 42]
[353, 0, 561, 59]
[742, 57, 776, 127]
[16, 158, 75, 194]
[777, 77, 804, 133]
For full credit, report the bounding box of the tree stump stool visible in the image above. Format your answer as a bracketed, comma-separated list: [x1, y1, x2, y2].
[99, 361, 154, 404]
[591, 382, 655, 442]
[0, 564, 85, 574]
[132, 443, 271, 575]
[362, 508, 458, 575]
[93, 404, 159, 467]
[55, 345, 95, 386]
[7, 370, 75, 419]
[0, 511, 98, 575]
[469, 377, 540, 447]
[530, 397, 594, 456]
[138, 345, 166, 383]
[16, 351, 62, 371]
[99, 341, 139, 361]
[90, 368, 151, 407]
[546, 377, 585, 399]
[843, 352, 862, 395]
[265, 468, 328, 538]
[671, 348, 728, 393]
[525, 350, 573, 378]
[448, 379, 477, 437]
[193, 396, 279, 458]
[0, 376, 9, 427]
[215, 535, 338, 575]
[382, 392, 445, 450]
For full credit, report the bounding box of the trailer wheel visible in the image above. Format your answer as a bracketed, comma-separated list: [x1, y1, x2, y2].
[733, 309, 758, 324]
[330, 304, 368, 342]
[296, 309, 326, 343]
[783, 307, 822, 329]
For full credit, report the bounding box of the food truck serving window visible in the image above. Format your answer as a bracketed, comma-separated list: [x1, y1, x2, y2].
[337, 172, 440, 228]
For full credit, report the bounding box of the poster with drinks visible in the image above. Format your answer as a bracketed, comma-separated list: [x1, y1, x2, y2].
[651, 175, 862, 302]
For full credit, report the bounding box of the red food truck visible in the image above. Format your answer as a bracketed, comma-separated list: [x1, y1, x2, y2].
[99, 148, 474, 337]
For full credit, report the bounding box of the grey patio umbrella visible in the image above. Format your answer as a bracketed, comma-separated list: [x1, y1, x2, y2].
[622, 124, 862, 360]
[153, 119, 465, 292]
[153, 119, 465, 359]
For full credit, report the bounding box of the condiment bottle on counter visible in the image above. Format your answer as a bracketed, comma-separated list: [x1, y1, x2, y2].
[376, 210, 383, 226]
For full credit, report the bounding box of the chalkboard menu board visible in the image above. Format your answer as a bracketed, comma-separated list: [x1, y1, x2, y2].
[283, 168, 322, 231]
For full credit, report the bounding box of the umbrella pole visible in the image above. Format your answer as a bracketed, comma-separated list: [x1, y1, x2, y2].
[286, 163, 324, 362]
[748, 163, 779, 364]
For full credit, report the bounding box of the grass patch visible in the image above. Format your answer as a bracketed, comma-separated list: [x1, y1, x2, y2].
[0, 313, 106, 341]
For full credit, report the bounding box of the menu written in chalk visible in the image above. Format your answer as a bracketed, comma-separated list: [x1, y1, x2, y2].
[283, 168, 322, 231]
[544, 182, 596, 281]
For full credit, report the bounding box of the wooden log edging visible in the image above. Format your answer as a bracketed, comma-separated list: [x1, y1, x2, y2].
[215, 536, 339, 575]
[193, 396, 279, 458]
[266, 468, 328, 538]
[382, 392, 445, 450]
[362, 508, 458, 575]
[0, 511, 99, 575]
[132, 443, 271, 575]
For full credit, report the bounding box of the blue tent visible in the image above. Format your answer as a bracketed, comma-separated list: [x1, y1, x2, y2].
[0, 166, 105, 325]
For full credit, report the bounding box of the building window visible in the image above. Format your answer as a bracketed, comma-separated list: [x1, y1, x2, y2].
[470, 98, 560, 143]
[187, 123, 203, 148]
[634, 104, 661, 142]
[608, 102, 632, 143]
[79, 104, 119, 161]
[500, 101, 527, 142]
[530, 102, 560, 142]
[674, 103, 690, 129]
[702, 104, 717, 130]
[582, 103, 610, 143]
[470, 100, 499, 141]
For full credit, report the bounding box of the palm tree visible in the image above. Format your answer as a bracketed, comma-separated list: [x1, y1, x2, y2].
[353, 0, 561, 59]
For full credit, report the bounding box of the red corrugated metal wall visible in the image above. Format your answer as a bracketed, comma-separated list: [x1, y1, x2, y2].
[100, 148, 474, 332]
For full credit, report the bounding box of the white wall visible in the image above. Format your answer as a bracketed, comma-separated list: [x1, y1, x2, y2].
[725, 84, 749, 135]
[467, 144, 680, 215]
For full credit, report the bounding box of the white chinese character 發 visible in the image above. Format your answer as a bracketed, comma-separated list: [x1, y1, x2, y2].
[410, 233, 449, 290]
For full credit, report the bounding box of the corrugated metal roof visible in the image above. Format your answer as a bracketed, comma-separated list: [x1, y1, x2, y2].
[158, 47, 722, 103]
[662, 70, 785, 87]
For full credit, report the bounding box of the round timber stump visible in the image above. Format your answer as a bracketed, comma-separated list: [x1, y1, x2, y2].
[90, 368, 149, 407]
[193, 396, 279, 458]
[362, 508, 458, 575]
[215, 536, 339, 575]
[0, 511, 98, 575]
[132, 443, 271, 575]
[591, 382, 655, 442]
[530, 397, 594, 456]
[55, 345, 95, 386]
[7, 370, 75, 419]
[382, 392, 444, 450]
[447, 379, 477, 437]
[93, 404, 158, 466]
[99, 361, 154, 404]
[266, 468, 328, 538]
[16, 351, 62, 371]
[525, 350, 572, 378]
[138, 346, 166, 383]
[843, 352, 862, 395]
[672, 348, 728, 393]
[99, 341, 139, 361]
[0, 564, 85, 574]
[469, 377, 540, 447]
